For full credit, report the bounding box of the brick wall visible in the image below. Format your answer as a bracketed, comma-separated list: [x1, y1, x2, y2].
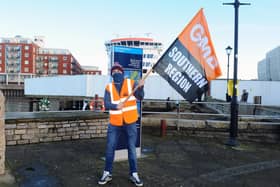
[5, 112, 109, 145]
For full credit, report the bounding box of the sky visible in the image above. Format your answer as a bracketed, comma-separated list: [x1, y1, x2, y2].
[1, 0, 280, 80]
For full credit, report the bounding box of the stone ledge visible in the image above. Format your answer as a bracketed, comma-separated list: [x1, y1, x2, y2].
[5, 115, 109, 145]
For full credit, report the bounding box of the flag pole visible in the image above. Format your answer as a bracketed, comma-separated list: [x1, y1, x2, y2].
[122, 67, 154, 104]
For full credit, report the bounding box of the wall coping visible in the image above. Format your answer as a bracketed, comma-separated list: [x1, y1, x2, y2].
[5, 111, 108, 124]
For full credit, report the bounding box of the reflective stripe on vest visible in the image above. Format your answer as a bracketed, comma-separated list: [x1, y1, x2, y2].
[109, 83, 136, 105]
[107, 79, 138, 126]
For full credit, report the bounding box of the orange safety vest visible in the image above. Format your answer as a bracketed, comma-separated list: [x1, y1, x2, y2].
[106, 78, 138, 126]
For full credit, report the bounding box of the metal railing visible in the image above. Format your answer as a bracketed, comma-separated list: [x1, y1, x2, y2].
[141, 99, 280, 121]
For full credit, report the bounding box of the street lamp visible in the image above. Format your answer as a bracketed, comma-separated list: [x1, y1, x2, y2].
[225, 46, 232, 102]
[223, 0, 250, 146]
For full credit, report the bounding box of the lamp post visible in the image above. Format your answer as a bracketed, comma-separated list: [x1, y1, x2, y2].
[223, 0, 250, 146]
[225, 46, 232, 102]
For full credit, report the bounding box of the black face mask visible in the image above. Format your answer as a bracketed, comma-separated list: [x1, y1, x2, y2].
[112, 73, 124, 83]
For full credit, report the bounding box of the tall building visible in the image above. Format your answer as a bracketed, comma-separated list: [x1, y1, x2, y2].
[258, 46, 280, 81]
[36, 48, 82, 76]
[0, 35, 85, 84]
[0, 35, 101, 112]
[105, 37, 163, 74]
[0, 36, 39, 84]
[257, 59, 270, 81]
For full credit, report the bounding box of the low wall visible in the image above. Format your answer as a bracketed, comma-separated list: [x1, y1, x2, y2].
[142, 117, 280, 143]
[4, 111, 280, 146]
[5, 111, 109, 145]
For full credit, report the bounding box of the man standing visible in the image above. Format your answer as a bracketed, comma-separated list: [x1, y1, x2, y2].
[98, 63, 144, 186]
[240, 89, 249, 103]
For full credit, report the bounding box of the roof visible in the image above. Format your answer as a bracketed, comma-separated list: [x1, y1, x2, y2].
[111, 37, 154, 43]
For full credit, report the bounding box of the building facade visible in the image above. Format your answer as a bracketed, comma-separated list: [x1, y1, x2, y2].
[0, 35, 85, 84]
[258, 46, 280, 81]
[36, 48, 80, 76]
[1, 35, 103, 112]
[105, 37, 163, 74]
[257, 59, 269, 80]
[82, 65, 101, 75]
[0, 36, 39, 84]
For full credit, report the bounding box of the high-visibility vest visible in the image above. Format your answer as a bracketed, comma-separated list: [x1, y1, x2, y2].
[106, 78, 138, 126]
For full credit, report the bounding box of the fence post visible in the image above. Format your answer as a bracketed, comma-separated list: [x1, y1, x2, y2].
[160, 119, 167, 137]
[0, 91, 5, 174]
[176, 101, 180, 131]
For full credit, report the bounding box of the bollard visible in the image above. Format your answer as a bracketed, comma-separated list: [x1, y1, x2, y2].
[0, 91, 5, 175]
[94, 94, 99, 110]
[160, 119, 167, 137]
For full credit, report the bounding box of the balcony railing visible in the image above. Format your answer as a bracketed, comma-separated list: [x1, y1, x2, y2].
[0, 73, 35, 85]
[6, 46, 21, 52]
[6, 54, 21, 59]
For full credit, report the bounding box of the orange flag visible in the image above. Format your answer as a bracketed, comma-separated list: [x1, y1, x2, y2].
[178, 8, 221, 80]
[153, 9, 221, 102]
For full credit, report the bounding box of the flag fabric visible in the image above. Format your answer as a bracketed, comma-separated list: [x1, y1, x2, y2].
[153, 9, 221, 102]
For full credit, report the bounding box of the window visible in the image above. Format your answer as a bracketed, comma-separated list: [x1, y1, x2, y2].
[0, 67, 2, 71]
[63, 56, 67, 61]
[24, 60, 29, 65]
[63, 69, 67, 74]
[50, 56, 58, 61]
[0, 53, 2, 57]
[63, 63, 67, 68]
[24, 45, 29, 50]
[24, 53, 29, 58]
[0, 60, 1, 64]
[24, 67, 29, 72]
[134, 41, 140, 46]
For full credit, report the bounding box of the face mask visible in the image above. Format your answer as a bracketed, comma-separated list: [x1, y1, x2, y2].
[112, 72, 124, 83]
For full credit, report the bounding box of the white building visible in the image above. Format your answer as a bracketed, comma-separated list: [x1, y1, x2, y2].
[210, 79, 280, 105]
[104, 37, 163, 74]
[258, 46, 280, 81]
[257, 59, 269, 80]
[25, 75, 280, 106]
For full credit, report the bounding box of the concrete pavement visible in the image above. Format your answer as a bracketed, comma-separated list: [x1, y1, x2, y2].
[4, 130, 280, 187]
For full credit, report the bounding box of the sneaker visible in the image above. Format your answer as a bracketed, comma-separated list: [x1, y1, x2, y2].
[130, 172, 143, 186]
[98, 171, 112, 185]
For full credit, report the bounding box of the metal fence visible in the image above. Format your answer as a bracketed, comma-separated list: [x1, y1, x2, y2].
[141, 99, 280, 120]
